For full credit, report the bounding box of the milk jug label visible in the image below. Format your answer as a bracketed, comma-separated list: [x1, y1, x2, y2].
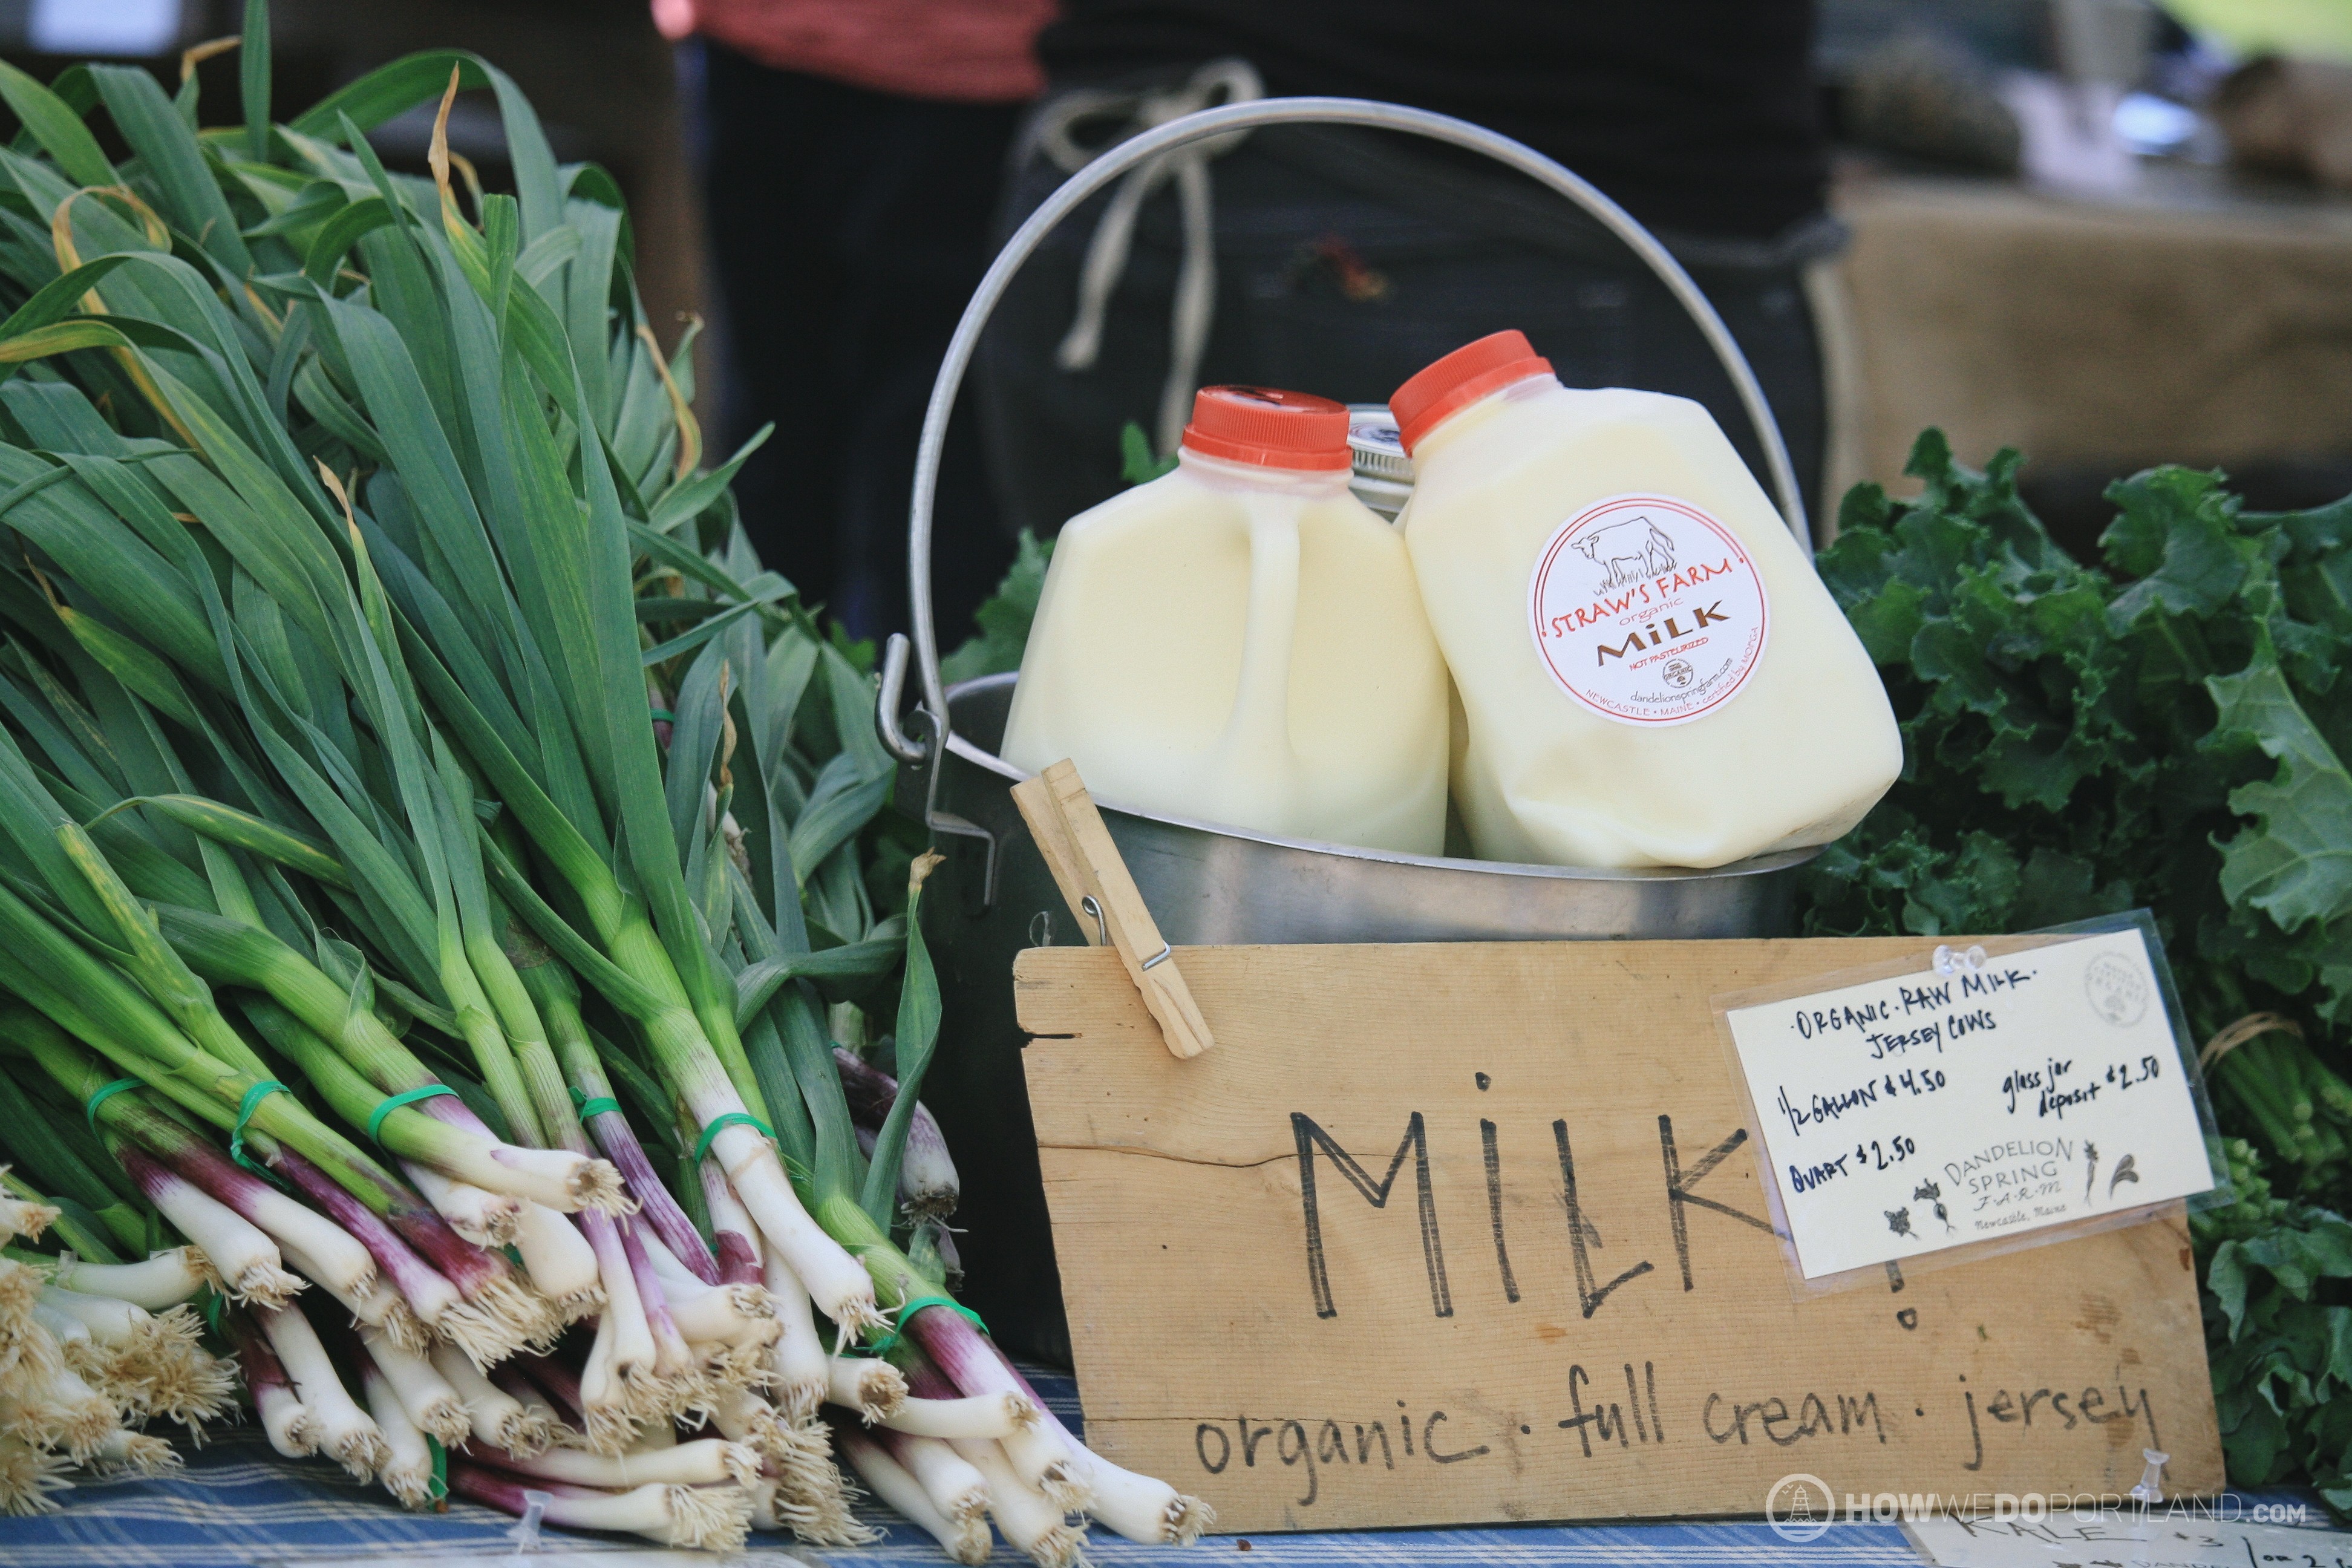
[1526, 493, 1770, 727]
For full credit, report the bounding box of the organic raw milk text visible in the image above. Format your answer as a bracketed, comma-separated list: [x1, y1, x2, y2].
[1392, 332, 1901, 868]
[1002, 387, 1449, 854]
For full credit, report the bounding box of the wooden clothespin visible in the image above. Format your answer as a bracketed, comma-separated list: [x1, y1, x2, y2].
[1010, 759, 1214, 1059]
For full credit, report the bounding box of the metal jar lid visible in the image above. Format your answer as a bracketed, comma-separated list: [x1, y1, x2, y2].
[1345, 405, 1415, 521]
[1347, 405, 1413, 479]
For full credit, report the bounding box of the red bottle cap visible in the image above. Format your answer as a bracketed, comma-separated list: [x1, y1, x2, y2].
[1389, 330, 1555, 454]
[1179, 385, 1351, 471]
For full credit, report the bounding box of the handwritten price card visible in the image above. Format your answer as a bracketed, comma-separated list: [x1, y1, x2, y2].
[1722, 930, 2215, 1281]
[1905, 1508, 2352, 1568]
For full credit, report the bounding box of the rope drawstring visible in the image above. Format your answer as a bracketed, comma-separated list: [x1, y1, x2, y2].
[1032, 59, 1264, 459]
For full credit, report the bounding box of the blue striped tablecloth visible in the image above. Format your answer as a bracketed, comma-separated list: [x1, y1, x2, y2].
[0, 1368, 2276, 1567]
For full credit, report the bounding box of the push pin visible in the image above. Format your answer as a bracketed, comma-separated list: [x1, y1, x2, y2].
[1932, 944, 1989, 977]
[2129, 1448, 2169, 1506]
[508, 1488, 550, 1553]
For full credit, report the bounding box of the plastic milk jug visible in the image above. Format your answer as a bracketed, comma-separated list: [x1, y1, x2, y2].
[1390, 332, 1901, 869]
[1001, 386, 1449, 854]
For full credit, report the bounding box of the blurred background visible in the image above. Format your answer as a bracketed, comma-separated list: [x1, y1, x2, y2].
[5, 0, 2350, 630]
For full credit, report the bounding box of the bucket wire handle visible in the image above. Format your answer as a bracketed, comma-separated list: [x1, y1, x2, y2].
[880, 638, 1004, 900]
[876, 634, 927, 764]
[881, 95, 1812, 871]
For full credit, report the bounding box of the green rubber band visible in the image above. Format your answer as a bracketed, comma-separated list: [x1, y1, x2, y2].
[691, 1111, 773, 1165]
[367, 1084, 457, 1145]
[82, 1077, 141, 1131]
[425, 1433, 448, 1504]
[198, 1285, 221, 1334]
[649, 708, 676, 722]
[868, 1293, 988, 1357]
[229, 1080, 292, 1175]
[568, 1085, 622, 1121]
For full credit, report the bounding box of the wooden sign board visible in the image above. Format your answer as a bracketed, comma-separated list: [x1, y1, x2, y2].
[1015, 939, 2221, 1535]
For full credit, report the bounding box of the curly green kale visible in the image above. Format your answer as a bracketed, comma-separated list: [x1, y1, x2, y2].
[2194, 1140, 2352, 1509]
[939, 529, 1053, 687]
[1809, 430, 2352, 1500]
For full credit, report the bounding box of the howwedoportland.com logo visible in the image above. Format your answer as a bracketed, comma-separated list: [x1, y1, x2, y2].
[1757, 1449, 2269, 1535]
[1764, 1472, 1835, 1542]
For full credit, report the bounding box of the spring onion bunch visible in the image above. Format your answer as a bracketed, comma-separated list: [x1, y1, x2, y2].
[0, 3, 1208, 1553]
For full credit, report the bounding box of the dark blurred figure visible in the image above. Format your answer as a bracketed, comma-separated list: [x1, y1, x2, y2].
[681, 0, 1053, 641]
[979, 2, 1840, 543]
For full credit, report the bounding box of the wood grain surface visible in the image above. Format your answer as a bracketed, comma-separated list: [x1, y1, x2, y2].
[1016, 938, 2221, 1534]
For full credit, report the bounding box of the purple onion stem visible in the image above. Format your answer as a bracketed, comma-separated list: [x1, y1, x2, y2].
[273, 1148, 466, 1311]
[516, 1349, 586, 1417]
[586, 1106, 718, 1284]
[909, 1308, 1079, 1445]
[615, 1215, 689, 1360]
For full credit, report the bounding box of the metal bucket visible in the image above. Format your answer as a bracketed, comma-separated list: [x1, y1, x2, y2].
[875, 97, 1823, 1361]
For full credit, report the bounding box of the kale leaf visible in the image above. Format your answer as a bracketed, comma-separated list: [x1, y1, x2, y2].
[1811, 431, 2352, 1503]
[940, 528, 1054, 687]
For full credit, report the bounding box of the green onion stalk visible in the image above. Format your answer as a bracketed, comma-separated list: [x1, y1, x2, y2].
[0, 1172, 122, 1267]
[420, 738, 612, 1326]
[50, 1058, 384, 1316]
[0, 571, 628, 1235]
[196, 125, 870, 1338]
[279, 116, 889, 1338]
[5, 1239, 209, 1313]
[443, 670, 880, 1333]
[151, 906, 570, 1240]
[0, 13, 1219, 1546]
[0, 890, 478, 1214]
[0, 1066, 143, 1258]
[513, 933, 720, 1284]
[0, 975, 550, 1361]
[427, 780, 695, 1430]
[0, 786, 587, 1352]
[234, 1000, 558, 1362]
[509, 930, 777, 1441]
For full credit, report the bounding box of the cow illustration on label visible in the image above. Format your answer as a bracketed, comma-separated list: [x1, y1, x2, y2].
[1526, 493, 1772, 727]
[1571, 514, 1677, 590]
